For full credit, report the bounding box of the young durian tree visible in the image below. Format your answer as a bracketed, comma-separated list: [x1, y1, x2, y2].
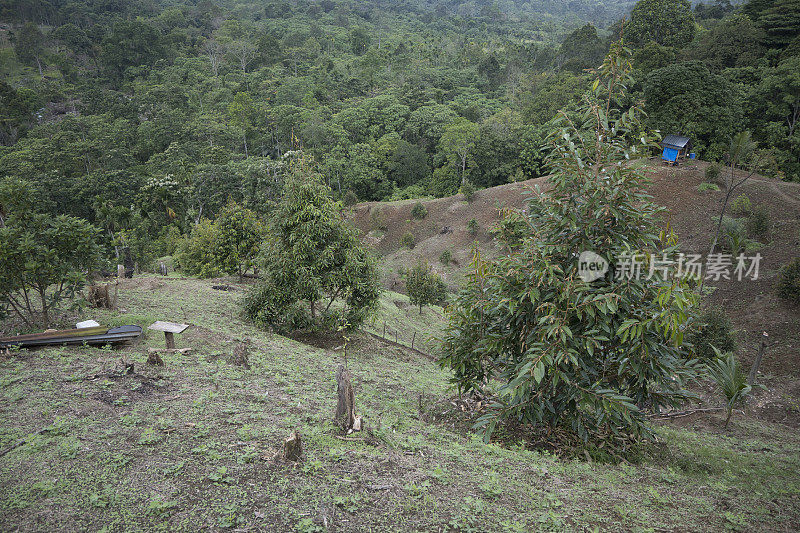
[439, 41, 700, 446]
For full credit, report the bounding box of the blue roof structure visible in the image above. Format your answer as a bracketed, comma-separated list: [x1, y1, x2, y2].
[661, 135, 691, 149]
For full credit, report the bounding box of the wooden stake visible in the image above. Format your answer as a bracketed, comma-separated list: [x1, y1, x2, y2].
[748, 333, 768, 386]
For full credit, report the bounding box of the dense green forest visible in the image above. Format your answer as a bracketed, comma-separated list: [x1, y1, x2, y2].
[0, 0, 798, 269]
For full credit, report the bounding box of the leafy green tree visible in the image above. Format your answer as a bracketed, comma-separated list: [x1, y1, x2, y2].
[478, 54, 503, 89]
[644, 61, 743, 159]
[752, 56, 800, 180]
[686, 307, 737, 360]
[174, 219, 220, 278]
[341, 143, 391, 201]
[213, 201, 265, 281]
[438, 118, 479, 186]
[14, 22, 46, 77]
[694, 0, 735, 20]
[0, 211, 102, 327]
[350, 27, 370, 55]
[244, 158, 380, 332]
[387, 140, 430, 187]
[626, 0, 696, 47]
[0, 82, 38, 145]
[439, 43, 699, 446]
[776, 258, 800, 303]
[404, 104, 459, 153]
[101, 20, 164, 79]
[518, 125, 548, 180]
[759, 0, 800, 49]
[472, 109, 525, 187]
[405, 261, 447, 313]
[228, 91, 256, 156]
[631, 41, 676, 76]
[519, 72, 588, 125]
[682, 14, 765, 71]
[558, 24, 605, 73]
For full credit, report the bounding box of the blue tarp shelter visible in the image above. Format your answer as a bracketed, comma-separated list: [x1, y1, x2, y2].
[662, 146, 679, 163]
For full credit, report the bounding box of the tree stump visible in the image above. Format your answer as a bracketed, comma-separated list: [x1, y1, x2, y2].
[230, 341, 250, 369]
[335, 365, 355, 431]
[283, 431, 302, 461]
[88, 284, 112, 309]
[147, 351, 164, 366]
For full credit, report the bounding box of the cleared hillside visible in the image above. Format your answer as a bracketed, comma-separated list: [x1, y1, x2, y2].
[1, 275, 799, 531]
[351, 161, 800, 386]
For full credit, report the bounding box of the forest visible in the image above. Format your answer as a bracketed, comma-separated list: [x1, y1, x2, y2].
[0, 0, 798, 271]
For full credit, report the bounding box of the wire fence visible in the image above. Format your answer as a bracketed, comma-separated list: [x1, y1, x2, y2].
[363, 320, 439, 359]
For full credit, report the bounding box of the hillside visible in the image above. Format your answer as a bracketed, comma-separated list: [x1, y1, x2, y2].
[351, 160, 800, 384]
[1, 275, 799, 531]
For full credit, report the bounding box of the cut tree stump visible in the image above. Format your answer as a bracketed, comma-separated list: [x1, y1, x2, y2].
[147, 350, 164, 366]
[335, 365, 356, 432]
[88, 284, 113, 309]
[283, 431, 302, 461]
[229, 341, 250, 369]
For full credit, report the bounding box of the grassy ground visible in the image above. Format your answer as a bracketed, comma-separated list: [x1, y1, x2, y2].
[1, 275, 799, 532]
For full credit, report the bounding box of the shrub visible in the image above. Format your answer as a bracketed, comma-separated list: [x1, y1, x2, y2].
[707, 350, 753, 428]
[705, 162, 722, 186]
[244, 162, 380, 333]
[388, 184, 430, 201]
[687, 307, 736, 360]
[746, 205, 770, 240]
[405, 261, 447, 313]
[460, 181, 476, 203]
[369, 206, 387, 231]
[731, 194, 752, 216]
[0, 213, 103, 327]
[342, 190, 359, 206]
[439, 249, 452, 265]
[411, 202, 428, 220]
[720, 216, 747, 254]
[212, 201, 265, 281]
[174, 219, 220, 278]
[467, 218, 479, 236]
[400, 231, 415, 249]
[776, 258, 800, 304]
[697, 182, 720, 192]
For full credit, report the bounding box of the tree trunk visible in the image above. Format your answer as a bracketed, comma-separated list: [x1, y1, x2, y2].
[39, 288, 49, 328]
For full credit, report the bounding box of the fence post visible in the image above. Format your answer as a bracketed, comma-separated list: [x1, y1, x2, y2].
[748, 332, 768, 386]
